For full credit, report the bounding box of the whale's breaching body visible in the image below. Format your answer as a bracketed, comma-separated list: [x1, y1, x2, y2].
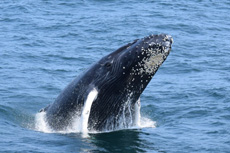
[37, 34, 173, 132]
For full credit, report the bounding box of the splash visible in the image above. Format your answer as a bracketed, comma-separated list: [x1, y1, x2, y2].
[98, 96, 156, 132]
[34, 111, 156, 135]
[139, 117, 156, 128]
[35, 111, 53, 133]
[35, 111, 82, 134]
[34, 92, 155, 135]
[35, 88, 98, 137]
[134, 98, 141, 127]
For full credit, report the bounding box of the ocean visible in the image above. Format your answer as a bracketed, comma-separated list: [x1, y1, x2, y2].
[0, 0, 230, 152]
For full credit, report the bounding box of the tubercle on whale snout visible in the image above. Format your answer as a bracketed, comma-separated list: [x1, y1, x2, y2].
[144, 34, 173, 49]
[131, 34, 173, 64]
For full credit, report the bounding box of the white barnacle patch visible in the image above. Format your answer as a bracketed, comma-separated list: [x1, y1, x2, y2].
[136, 46, 165, 75]
[143, 53, 164, 74]
[80, 88, 98, 134]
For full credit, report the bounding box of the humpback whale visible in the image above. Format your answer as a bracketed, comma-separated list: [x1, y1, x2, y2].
[40, 34, 173, 132]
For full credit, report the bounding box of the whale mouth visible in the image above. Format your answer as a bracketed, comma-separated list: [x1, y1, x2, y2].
[149, 34, 173, 50]
[163, 35, 173, 53]
[164, 34, 173, 44]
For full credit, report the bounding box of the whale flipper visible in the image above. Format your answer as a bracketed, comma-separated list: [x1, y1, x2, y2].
[80, 88, 98, 133]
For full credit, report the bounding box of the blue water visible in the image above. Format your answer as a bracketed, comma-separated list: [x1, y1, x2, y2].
[1, 0, 230, 152]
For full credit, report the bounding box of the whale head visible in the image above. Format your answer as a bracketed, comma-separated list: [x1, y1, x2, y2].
[95, 34, 173, 96]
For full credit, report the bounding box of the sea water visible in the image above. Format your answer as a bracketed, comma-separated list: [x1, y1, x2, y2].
[0, 0, 230, 152]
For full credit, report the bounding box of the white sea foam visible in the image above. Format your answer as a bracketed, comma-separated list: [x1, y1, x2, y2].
[34, 111, 155, 135]
[35, 111, 53, 133]
[134, 98, 141, 127]
[139, 117, 156, 128]
[34, 89, 98, 137]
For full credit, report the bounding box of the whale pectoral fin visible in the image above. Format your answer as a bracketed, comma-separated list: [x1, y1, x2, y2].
[82, 88, 98, 114]
[39, 104, 51, 112]
[80, 88, 98, 133]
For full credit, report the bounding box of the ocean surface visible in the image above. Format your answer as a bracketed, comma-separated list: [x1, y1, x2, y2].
[1, 0, 230, 152]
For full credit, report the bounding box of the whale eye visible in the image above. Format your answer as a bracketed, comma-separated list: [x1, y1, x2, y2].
[105, 62, 112, 68]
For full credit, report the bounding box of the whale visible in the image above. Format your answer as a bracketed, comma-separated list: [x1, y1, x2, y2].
[39, 34, 173, 132]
